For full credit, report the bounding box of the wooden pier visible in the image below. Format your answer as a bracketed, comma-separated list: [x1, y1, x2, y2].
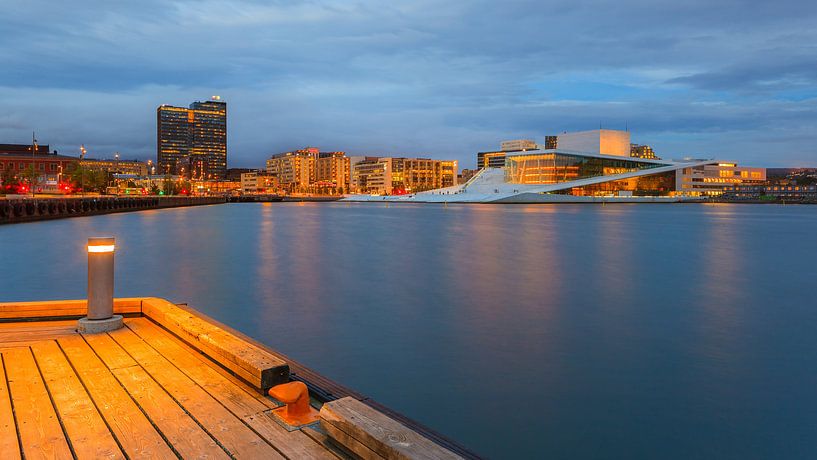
[0, 298, 472, 459]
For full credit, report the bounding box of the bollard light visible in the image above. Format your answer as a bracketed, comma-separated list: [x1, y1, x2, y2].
[78, 237, 124, 333]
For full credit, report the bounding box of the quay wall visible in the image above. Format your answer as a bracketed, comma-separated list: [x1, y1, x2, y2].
[0, 196, 226, 224]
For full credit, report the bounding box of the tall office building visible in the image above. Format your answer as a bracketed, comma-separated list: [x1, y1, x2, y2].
[157, 97, 227, 178]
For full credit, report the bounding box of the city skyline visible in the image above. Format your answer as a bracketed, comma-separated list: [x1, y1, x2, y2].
[2, 1, 816, 168]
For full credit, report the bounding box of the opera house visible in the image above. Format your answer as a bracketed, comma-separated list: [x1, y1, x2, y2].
[345, 129, 765, 203]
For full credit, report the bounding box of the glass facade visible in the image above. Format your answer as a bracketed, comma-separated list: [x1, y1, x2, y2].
[552, 170, 677, 196]
[505, 152, 666, 184]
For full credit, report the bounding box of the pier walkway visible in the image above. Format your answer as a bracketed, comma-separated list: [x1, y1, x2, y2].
[0, 298, 470, 459]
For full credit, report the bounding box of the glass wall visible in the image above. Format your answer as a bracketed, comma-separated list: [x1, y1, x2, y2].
[551, 170, 678, 196]
[505, 152, 666, 184]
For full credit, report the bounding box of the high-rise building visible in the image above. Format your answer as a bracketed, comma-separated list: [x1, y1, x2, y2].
[157, 97, 227, 178]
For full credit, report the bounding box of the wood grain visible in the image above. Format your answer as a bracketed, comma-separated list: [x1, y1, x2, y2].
[3, 347, 73, 460]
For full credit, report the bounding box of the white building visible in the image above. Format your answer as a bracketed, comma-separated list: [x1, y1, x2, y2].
[556, 129, 631, 157]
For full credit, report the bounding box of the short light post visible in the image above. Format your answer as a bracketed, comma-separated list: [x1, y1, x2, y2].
[78, 237, 124, 333]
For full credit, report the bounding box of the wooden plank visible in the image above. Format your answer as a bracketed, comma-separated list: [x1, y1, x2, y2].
[111, 365, 230, 460]
[107, 326, 285, 459]
[125, 318, 271, 417]
[82, 333, 137, 370]
[0, 354, 22, 460]
[302, 425, 356, 460]
[0, 322, 77, 344]
[127, 318, 279, 411]
[243, 411, 336, 460]
[57, 335, 175, 459]
[30, 340, 124, 459]
[320, 397, 463, 460]
[322, 421, 383, 460]
[3, 347, 73, 460]
[142, 297, 289, 391]
[0, 299, 142, 320]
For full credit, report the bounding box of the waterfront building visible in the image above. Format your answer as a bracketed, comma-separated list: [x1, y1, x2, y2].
[265, 147, 318, 191]
[441, 160, 458, 188]
[0, 146, 78, 193]
[544, 135, 558, 150]
[675, 162, 766, 196]
[722, 184, 817, 200]
[80, 158, 149, 176]
[240, 172, 278, 194]
[352, 157, 393, 194]
[347, 147, 766, 203]
[351, 156, 458, 194]
[315, 151, 351, 192]
[157, 96, 227, 179]
[630, 144, 658, 160]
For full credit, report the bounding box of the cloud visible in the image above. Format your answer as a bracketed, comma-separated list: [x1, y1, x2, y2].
[0, 0, 816, 167]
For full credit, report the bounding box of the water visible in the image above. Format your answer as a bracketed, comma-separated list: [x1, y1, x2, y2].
[1, 203, 816, 459]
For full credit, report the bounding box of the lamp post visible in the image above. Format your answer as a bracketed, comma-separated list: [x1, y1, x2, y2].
[78, 237, 124, 333]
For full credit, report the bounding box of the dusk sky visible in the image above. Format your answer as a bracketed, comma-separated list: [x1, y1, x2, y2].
[2, 0, 816, 168]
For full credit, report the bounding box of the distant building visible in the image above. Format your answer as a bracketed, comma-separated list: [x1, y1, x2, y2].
[157, 96, 227, 179]
[351, 156, 458, 194]
[226, 168, 258, 182]
[0, 145, 78, 193]
[459, 168, 479, 184]
[543, 135, 558, 150]
[500, 139, 536, 151]
[675, 162, 766, 196]
[265, 147, 318, 191]
[80, 158, 148, 176]
[630, 144, 658, 160]
[722, 185, 817, 200]
[556, 129, 631, 157]
[315, 151, 351, 192]
[240, 172, 278, 194]
[476, 150, 510, 169]
[352, 157, 392, 194]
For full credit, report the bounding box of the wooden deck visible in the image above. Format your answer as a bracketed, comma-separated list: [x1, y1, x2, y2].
[0, 298, 471, 460]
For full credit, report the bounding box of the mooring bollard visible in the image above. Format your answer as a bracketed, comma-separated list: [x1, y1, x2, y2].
[78, 237, 124, 333]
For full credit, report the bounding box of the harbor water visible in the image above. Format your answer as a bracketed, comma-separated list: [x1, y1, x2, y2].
[1, 202, 815, 459]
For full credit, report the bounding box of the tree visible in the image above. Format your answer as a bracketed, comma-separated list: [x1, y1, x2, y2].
[1, 167, 18, 192]
[21, 165, 40, 196]
[149, 183, 160, 195]
[162, 176, 175, 195]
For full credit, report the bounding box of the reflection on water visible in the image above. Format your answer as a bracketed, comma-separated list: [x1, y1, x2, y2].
[1, 203, 816, 459]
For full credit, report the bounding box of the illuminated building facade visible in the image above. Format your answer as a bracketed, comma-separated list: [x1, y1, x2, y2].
[351, 157, 458, 194]
[675, 162, 766, 196]
[0, 147, 78, 193]
[240, 172, 278, 194]
[630, 144, 658, 159]
[315, 151, 350, 191]
[157, 97, 227, 178]
[80, 158, 148, 176]
[265, 148, 318, 190]
[500, 139, 536, 151]
[352, 157, 392, 194]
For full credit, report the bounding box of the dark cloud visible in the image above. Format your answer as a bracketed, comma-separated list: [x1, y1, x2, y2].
[1, 0, 816, 167]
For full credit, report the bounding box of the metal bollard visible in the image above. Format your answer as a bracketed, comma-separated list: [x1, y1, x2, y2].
[78, 237, 123, 333]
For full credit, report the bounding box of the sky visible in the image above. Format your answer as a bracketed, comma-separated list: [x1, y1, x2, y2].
[1, 0, 816, 169]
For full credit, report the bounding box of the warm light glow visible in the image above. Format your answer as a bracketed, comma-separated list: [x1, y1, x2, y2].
[88, 245, 115, 253]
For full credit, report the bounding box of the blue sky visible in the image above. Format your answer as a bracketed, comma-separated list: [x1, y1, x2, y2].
[1, 0, 815, 168]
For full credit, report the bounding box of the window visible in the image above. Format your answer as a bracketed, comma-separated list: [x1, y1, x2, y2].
[39, 163, 45, 171]
[50, 164, 57, 171]
[19, 163, 25, 170]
